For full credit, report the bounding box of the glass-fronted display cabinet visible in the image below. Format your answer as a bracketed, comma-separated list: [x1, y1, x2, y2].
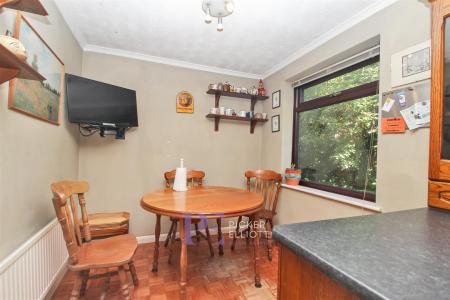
[429, 0, 450, 210]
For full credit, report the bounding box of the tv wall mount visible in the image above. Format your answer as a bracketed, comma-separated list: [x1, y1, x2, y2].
[78, 123, 130, 140]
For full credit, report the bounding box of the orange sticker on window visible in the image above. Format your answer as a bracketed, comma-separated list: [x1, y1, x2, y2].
[382, 117, 406, 133]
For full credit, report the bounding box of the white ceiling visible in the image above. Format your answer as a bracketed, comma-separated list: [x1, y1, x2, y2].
[55, 0, 397, 78]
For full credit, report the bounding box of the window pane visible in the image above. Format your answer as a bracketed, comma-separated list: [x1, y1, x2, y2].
[303, 62, 380, 102]
[297, 95, 378, 194]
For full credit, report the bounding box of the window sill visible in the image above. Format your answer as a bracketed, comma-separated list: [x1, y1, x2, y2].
[281, 184, 382, 212]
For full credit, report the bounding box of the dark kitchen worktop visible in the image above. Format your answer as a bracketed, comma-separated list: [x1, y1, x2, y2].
[272, 208, 450, 300]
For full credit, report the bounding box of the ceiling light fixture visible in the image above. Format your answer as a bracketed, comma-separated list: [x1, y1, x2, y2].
[204, 7, 212, 24]
[202, 0, 234, 32]
[217, 17, 224, 31]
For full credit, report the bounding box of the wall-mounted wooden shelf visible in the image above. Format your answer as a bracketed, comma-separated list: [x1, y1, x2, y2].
[207, 89, 269, 101]
[206, 114, 268, 134]
[0, 43, 46, 85]
[0, 0, 48, 16]
[207, 89, 268, 110]
[206, 89, 268, 134]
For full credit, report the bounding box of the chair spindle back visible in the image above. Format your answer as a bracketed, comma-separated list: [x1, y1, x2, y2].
[245, 170, 282, 214]
[164, 170, 205, 188]
[51, 181, 91, 266]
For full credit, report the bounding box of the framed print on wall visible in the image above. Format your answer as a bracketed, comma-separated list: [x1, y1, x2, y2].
[8, 13, 65, 125]
[176, 91, 194, 113]
[391, 40, 431, 87]
[272, 90, 281, 109]
[272, 115, 280, 132]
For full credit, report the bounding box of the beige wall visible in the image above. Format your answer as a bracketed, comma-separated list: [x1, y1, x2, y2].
[0, 0, 83, 260]
[262, 0, 431, 225]
[79, 52, 262, 236]
[275, 189, 373, 225]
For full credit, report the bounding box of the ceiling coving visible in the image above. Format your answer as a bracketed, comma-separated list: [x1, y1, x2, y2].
[54, 0, 398, 78]
[202, 0, 235, 32]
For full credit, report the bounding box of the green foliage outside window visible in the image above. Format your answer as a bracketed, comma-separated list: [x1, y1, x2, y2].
[297, 62, 379, 195]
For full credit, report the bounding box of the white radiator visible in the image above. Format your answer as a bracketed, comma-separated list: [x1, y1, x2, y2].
[0, 218, 68, 300]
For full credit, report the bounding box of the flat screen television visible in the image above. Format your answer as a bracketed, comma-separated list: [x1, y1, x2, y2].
[66, 74, 138, 127]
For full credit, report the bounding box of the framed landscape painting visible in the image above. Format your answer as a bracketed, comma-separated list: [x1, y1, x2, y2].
[8, 13, 64, 125]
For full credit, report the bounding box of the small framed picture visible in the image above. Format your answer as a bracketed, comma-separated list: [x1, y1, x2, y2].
[391, 40, 431, 87]
[176, 91, 194, 113]
[272, 115, 280, 132]
[272, 90, 281, 109]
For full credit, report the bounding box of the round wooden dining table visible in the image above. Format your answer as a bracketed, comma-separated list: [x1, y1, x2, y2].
[140, 186, 264, 299]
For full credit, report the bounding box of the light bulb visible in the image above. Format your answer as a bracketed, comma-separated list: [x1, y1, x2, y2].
[225, 1, 234, 13]
[217, 17, 223, 31]
[204, 7, 212, 24]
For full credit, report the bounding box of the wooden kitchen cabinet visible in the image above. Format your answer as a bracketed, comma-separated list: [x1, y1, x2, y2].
[278, 245, 359, 300]
[429, 181, 450, 210]
[429, 0, 450, 211]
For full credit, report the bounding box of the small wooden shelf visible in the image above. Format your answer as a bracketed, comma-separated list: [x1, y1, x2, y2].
[0, 43, 45, 85]
[206, 114, 268, 134]
[207, 89, 269, 101]
[0, 0, 48, 16]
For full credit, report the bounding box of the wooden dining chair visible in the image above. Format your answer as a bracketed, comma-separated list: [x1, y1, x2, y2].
[163, 170, 215, 263]
[51, 181, 138, 300]
[230, 170, 282, 261]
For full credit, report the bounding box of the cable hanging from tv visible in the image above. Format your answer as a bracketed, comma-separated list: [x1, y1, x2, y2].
[78, 123, 129, 140]
[78, 124, 99, 137]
